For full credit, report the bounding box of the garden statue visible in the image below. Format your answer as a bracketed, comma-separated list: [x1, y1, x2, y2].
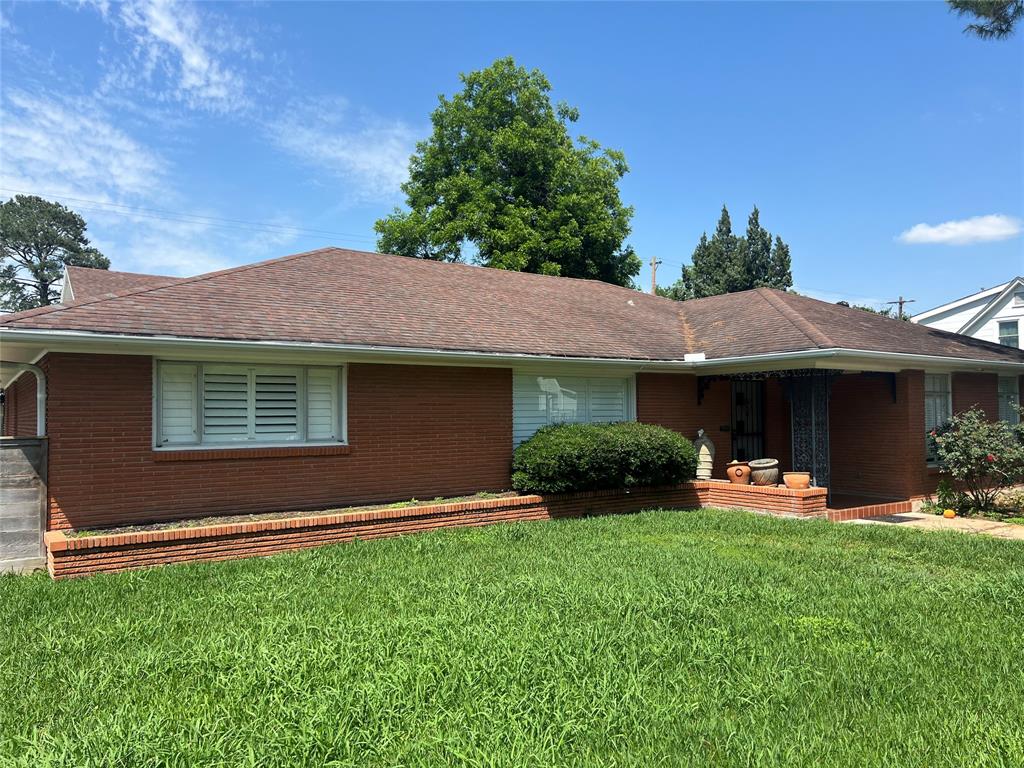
[694, 429, 715, 480]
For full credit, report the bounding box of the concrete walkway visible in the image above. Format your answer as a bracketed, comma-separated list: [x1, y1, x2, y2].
[845, 511, 1024, 540]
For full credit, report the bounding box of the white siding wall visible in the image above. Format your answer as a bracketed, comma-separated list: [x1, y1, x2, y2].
[512, 370, 635, 446]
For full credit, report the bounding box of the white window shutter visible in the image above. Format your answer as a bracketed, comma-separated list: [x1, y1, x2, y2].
[306, 368, 337, 441]
[588, 378, 628, 423]
[158, 363, 198, 445]
[254, 371, 300, 439]
[202, 369, 250, 441]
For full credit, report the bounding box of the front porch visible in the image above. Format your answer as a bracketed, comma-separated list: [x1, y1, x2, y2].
[676, 368, 936, 508]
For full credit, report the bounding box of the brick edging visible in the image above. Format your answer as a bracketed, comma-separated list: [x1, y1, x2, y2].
[45, 481, 829, 579]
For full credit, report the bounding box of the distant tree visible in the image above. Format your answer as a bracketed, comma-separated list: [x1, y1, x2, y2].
[768, 236, 792, 291]
[0, 195, 109, 311]
[661, 205, 793, 300]
[743, 206, 774, 288]
[948, 1, 1022, 38]
[838, 301, 911, 321]
[375, 57, 639, 287]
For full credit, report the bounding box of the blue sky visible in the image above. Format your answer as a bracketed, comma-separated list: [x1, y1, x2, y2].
[1, 1, 1021, 311]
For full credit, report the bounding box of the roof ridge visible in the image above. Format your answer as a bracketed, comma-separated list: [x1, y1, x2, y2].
[1, 246, 340, 326]
[66, 265, 179, 280]
[341, 246, 678, 304]
[757, 288, 836, 348]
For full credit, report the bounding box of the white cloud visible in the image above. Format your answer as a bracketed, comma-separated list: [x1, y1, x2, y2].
[0, 89, 261, 276]
[898, 214, 1022, 246]
[268, 97, 417, 203]
[0, 89, 166, 201]
[91, 0, 250, 114]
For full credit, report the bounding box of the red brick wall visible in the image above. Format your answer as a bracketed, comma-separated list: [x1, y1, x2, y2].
[828, 370, 1004, 500]
[636, 373, 734, 478]
[952, 372, 999, 421]
[45, 482, 828, 578]
[43, 353, 513, 531]
[829, 371, 926, 500]
[1, 367, 41, 437]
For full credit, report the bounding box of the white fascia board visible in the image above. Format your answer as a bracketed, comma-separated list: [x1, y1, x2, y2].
[1, 327, 1023, 375]
[912, 279, 1013, 323]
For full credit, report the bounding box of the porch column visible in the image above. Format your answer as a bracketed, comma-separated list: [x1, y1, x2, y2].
[0, 362, 46, 436]
[787, 372, 832, 491]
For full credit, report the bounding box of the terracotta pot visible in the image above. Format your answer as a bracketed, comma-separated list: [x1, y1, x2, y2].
[748, 458, 779, 486]
[727, 460, 751, 485]
[783, 472, 811, 490]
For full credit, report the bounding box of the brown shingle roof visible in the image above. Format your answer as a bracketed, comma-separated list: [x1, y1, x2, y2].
[4, 247, 1022, 366]
[64, 266, 182, 302]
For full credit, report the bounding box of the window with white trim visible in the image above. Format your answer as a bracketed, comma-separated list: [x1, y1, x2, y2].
[924, 373, 951, 463]
[999, 320, 1020, 348]
[512, 372, 635, 446]
[998, 376, 1020, 425]
[155, 362, 345, 448]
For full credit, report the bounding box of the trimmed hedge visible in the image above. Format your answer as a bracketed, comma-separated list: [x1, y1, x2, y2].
[511, 422, 698, 494]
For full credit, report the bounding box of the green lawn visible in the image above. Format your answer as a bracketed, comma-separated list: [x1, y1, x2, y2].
[2, 509, 1023, 767]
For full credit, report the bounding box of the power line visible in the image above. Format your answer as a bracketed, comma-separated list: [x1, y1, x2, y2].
[0, 187, 380, 244]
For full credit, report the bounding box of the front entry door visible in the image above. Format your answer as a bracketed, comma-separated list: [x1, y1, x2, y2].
[731, 380, 764, 462]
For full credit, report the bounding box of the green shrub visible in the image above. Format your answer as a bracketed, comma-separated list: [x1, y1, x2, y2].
[929, 406, 1024, 512]
[511, 421, 697, 493]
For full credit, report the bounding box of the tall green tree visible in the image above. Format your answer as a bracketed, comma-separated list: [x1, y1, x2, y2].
[768, 235, 792, 291]
[664, 205, 793, 300]
[375, 57, 639, 286]
[948, 1, 1022, 38]
[742, 206, 774, 288]
[0, 195, 109, 311]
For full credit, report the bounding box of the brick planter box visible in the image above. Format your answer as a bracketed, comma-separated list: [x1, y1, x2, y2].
[43, 481, 828, 579]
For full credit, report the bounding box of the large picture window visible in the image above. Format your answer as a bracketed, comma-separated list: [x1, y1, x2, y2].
[155, 361, 345, 448]
[512, 372, 634, 446]
[924, 373, 951, 463]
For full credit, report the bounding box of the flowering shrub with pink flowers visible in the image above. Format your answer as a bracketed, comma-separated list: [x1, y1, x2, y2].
[929, 406, 1024, 512]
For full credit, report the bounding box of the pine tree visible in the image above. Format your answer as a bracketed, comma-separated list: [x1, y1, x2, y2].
[0, 195, 109, 310]
[660, 205, 793, 300]
[768, 235, 793, 291]
[742, 206, 773, 288]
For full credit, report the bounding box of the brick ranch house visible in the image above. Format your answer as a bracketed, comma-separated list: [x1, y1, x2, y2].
[2, 247, 1023, 575]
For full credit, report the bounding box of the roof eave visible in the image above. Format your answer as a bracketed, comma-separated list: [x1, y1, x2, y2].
[1, 327, 1022, 375]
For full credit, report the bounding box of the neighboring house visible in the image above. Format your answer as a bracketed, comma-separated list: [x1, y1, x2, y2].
[912, 277, 1023, 422]
[1, 247, 1022, 565]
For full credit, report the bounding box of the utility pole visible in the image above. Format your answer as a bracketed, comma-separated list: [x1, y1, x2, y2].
[649, 256, 662, 295]
[886, 295, 915, 319]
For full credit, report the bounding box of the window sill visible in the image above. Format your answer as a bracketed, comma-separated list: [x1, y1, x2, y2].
[152, 444, 351, 461]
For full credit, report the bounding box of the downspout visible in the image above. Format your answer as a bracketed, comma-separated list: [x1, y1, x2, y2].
[0, 362, 46, 436]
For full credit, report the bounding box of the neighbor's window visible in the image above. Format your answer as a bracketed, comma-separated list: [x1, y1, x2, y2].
[156, 361, 344, 448]
[512, 373, 634, 446]
[998, 375, 1020, 425]
[998, 320, 1020, 348]
[924, 373, 952, 463]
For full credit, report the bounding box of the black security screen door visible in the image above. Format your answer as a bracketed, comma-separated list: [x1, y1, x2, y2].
[731, 380, 764, 462]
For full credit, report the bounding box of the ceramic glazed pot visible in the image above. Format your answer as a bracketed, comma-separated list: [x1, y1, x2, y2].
[783, 472, 811, 490]
[727, 461, 751, 485]
[748, 458, 779, 486]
